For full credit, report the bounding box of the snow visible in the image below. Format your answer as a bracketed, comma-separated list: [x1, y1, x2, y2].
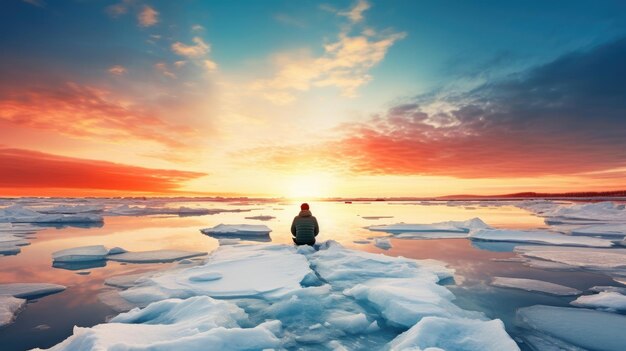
[469, 228, 614, 247]
[517, 305, 626, 351]
[514, 246, 626, 273]
[367, 218, 490, 234]
[0, 205, 103, 224]
[571, 291, 626, 311]
[107, 250, 206, 263]
[387, 317, 520, 351]
[542, 201, 626, 222]
[0, 283, 66, 298]
[33, 296, 282, 351]
[0, 296, 26, 327]
[200, 224, 272, 236]
[491, 277, 581, 296]
[374, 237, 392, 250]
[52, 245, 109, 262]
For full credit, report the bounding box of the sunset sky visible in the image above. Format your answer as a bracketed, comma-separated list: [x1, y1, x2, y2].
[1, 0, 625, 198]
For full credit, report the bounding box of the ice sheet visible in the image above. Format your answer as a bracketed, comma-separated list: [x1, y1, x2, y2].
[36, 204, 104, 214]
[514, 246, 626, 273]
[52, 245, 109, 262]
[571, 291, 626, 311]
[517, 305, 626, 351]
[200, 224, 272, 236]
[569, 223, 626, 238]
[0, 205, 103, 223]
[491, 277, 581, 296]
[367, 218, 489, 234]
[107, 250, 207, 263]
[469, 229, 614, 247]
[0, 296, 26, 327]
[0, 283, 66, 298]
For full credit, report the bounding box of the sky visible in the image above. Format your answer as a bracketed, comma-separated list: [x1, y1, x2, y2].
[1, 0, 625, 198]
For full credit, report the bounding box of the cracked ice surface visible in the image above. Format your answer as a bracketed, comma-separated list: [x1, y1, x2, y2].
[42, 241, 519, 351]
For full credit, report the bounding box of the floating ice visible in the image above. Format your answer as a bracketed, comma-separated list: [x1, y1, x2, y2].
[105, 205, 240, 217]
[517, 305, 626, 351]
[368, 218, 489, 234]
[469, 228, 614, 247]
[571, 291, 626, 311]
[52, 245, 109, 262]
[491, 277, 581, 296]
[387, 317, 520, 351]
[107, 250, 207, 263]
[0, 296, 25, 327]
[374, 237, 392, 250]
[396, 232, 468, 239]
[361, 216, 394, 220]
[542, 201, 626, 222]
[0, 205, 103, 224]
[589, 285, 626, 294]
[244, 215, 275, 221]
[0, 222, 40, 234]
[34, 296, 282, 351]
[200, 224, 272, 236]
[569, 223, 626, 238]
[0, 283, 66, 298]
[0, 244, 21, 255]
[514, 246, 626, 273]
[36, 204, 104, 214]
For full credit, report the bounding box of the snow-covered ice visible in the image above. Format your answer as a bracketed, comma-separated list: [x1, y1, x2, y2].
[374, 237, 392, 250]
[0, 205, 103, 224]
[200, 224, 272, 236]
[387, 317, 520, 351]
[368, 218, 489, 234]
[106, 250, 206, 263]
[0, 283, 66, 298]
[517, 305, 626, 351]
[469, 228, 614, 247]
[36, 204, 104, 214]
[52, 245, 109, 262]
[105, 205, 243, 217]
[571, 291, 626, 311]
[569, 223, 626, 238]
[0, 296, 25, 327]
[589, 285, 626, 294]
[491, 277, 581, 296]
[514, 246, 626, 275]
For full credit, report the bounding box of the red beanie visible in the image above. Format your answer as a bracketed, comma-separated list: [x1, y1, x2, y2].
[300, 203, 309, 210]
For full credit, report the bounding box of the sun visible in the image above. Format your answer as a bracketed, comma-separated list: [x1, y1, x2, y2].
[286, 174, 332, 199]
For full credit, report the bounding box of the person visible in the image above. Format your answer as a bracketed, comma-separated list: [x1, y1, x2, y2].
[291, 203, 319, 245]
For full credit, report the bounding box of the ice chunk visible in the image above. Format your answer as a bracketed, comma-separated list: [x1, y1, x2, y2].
[491, 277, 581, 296]
[244, 215, 275, 221]
[374, 237, 392, 250]
[0, 234, 29, 246]
[368, 218, 489, 234]
[589, 285, 626, 294]
[514, 246, 626, 272]
[569, 223, 626, 238]
[105, 205, 231, 217]
[0, 244, 21, 255]
[36, 204, 104, 214]
[361, 216, 394, 220]
[326, 312, 371, 334]
[200, 224, 272, 236]
[108, 247, 127, 255]
[107, 250, 206, 263]
[188, 272, 222, 282]
[0, 296, 26, 327]
[0, 222, 40, 234]
[105, 272, 155, 289]
[542, 201, 626, 222]
[34, 296, 282, 351]
[0, 205, 103, 224]
[52, 245, 109, 262]
[571, 291, 626, 311]
[396, 232, 468, 239]
[387, 317, 520, 351]
[353, 240, 371, 244]
[517, 305, 626, 351]
[469, 229, 614, 247]
[0, 283, 66, 298]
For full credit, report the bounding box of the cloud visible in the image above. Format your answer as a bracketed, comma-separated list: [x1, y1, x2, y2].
[138, 5, 158, 27]
[171, 37, 210, 58]
[108, 65, 127, 76]
[0, 148, 205, 194]
[244, 37, 626, 178]
[191, 24, 204, 33]
[338, 0, 371, 23]
[105, 0, 132, 18]
[154, 62, 176, 78]
[0, 81, 196, 149]
[203, 59, 217, 72]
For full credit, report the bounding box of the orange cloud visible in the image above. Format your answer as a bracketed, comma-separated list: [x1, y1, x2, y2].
[0, 148, 206, 196]
[108, 65, 127, 75]
[171, 37, 210, 58]
[138, 5, 158, 27]
[0, 81, 196, 149]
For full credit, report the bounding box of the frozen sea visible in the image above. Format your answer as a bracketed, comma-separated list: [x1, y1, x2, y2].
[0, 198, 625, 350]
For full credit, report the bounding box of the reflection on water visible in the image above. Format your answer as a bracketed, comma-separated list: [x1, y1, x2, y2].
[0, 201, 618, 350]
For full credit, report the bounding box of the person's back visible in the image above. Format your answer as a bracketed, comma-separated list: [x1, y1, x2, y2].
[291, 203, 319, 245]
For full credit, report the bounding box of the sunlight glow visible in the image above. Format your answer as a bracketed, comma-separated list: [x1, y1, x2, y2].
[286, 174, 333, 199]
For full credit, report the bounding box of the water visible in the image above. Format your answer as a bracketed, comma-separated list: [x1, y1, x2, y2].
[0, 200, 620, 350]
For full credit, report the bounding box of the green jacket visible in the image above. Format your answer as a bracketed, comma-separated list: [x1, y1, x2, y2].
[291, 210, 319, 245]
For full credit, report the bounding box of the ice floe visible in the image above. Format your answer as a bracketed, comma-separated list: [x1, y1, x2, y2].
[571, 291, 626, 311]
[244, 215, 275, 221]
[0, 205, 103, 224]
[105, 204, 225, 217]
[469, 228, 614, 247]
[374, 237, 392, 250]
[388, 317, 520, 351]
[514, 246, 626, 275]
[367, 218, 489, 236]
[518, 200, 626, 224]
[52, 245, 109, 262]
[200, 224, 272, 236]
[517, 305, 626, 351]
[0, 283, 66, 298]
[569, 223, 626, 238]
[35, 204, 104, 214]
[491, 277, 581, 296]
[0, 296, 25, 327]
[107, 250, 206, 263]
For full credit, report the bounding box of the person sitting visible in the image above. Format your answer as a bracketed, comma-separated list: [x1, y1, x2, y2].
[291, 203, 319, 245]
